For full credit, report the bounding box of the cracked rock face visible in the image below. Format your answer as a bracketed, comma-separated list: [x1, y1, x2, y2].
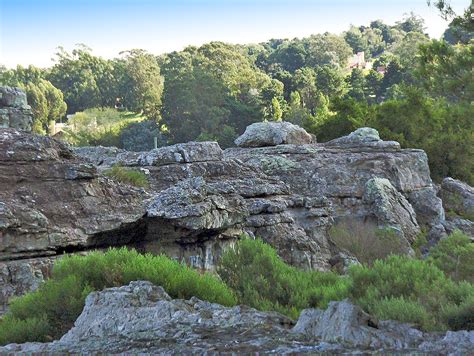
[2, 281, 472, 354]
[0, 128, 147, 311]
[0, 87, 33, 131]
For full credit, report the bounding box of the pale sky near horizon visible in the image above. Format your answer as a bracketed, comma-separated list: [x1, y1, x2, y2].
[0, 0, 469, 68]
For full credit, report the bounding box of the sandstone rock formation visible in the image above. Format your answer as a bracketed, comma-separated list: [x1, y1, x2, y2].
[0, 87, 33, 131]
[2, 281, 472, 354]
[1, 123, 454, 310]
[234, 121, 313, 147]
[0, 128, 146, 311]
[363, 177, 419, 247]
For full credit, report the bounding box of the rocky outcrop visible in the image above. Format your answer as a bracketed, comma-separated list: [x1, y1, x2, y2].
[234, 121, 313, 147]
[2, 281, 472, 354]
[1, 124, 449, 308]
[0, 128, 147, 310]
[0, 87, 33, 131]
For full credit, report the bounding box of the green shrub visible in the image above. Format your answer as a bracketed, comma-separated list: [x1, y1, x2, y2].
[348, 255, 474, 330]
[329, 220, 409, 266]
[0, 315, 51, 345]
[0, 248, 236, 345]
[104, 165, 149, 188]
[369, 296, 433, 329]
[217, 238, 351, 319]
[428, 230, 474, 283]
[441, 294, 474, 331]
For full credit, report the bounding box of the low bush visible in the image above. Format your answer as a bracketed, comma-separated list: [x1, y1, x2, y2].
[329, 220, 409, 265]
[104, 165, 149, 188]
[217, 238, 351, 319]
[441, 295, 474, 331]
[0, 248, 236, 345]
[348, 255, 474, 331]
[428, 230, 474, 283]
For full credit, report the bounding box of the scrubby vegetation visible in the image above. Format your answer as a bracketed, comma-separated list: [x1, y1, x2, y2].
[217, 238, 351, 319]
[328, 220, 409, 265]
[428, 230, 474, 283]
[104, 165, 149, 188]
[0, 230, 472, 345]
[349, 255, 474, 331]
[0, 249, 235, 345]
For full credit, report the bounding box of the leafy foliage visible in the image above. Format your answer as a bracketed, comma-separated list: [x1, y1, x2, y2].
[349, 255, 474, 331]
[428, 230, 474, 283]
[218, 238, 352, 319]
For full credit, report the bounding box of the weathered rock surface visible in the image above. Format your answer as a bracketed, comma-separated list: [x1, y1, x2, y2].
[0, 87, 33, 131]
[441, 177, 474, 220]
[363, 177, 419, 246]
[0, 128, 147, 309]
[1, 124, 450, 307]
[234, 121, 313, 147]
[294, 299, 424, 349]
[2, 281, 472, 354]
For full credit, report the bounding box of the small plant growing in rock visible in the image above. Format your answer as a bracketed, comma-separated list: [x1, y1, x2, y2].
[104, 165, 149, 188]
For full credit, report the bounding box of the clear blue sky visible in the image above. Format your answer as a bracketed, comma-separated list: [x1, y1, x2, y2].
[0, 0, 469, 68]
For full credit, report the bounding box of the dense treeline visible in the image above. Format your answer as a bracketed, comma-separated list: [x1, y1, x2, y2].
[0, 7, 472, 183]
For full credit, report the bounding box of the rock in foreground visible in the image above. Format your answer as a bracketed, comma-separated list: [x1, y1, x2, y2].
[2, 281, 472, 354]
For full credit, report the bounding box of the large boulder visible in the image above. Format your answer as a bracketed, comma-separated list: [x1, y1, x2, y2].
[0, 129, 146, 308]
[363, 177, 420, 246]
[325, 127, 400, 149]
[235, 121, 313, 147]
[0, 281, 322, 354]
[293, 300, 423, 349]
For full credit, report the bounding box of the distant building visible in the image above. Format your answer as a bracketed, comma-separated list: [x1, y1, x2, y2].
[376, 66, 387, 74]
[348, 52, 372, 70]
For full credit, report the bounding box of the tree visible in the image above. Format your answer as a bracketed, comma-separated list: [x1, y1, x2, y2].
[268, 97, 283, 121]
[373, 87, 473, 184]
[395, 12, 426, 33]
[389, 32, 429, 69]
[346, 69, 368, 102]
[314, 65, 347, 98]
[416, 40, 473, 103]
[268, 39, 306, 73]
[304, 33, 353, 68]
[2, 65, 67, 133]
[48, 45, 116, 113]
[344, 25, 368, 54]
[118, 49, 164, 119]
